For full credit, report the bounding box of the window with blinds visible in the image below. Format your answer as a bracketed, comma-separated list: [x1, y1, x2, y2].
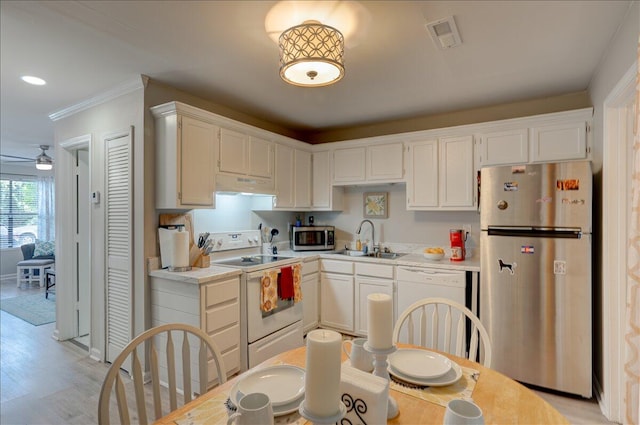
[0, 176, 40, 248]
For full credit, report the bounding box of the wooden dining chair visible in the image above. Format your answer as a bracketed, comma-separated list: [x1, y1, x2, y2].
[98, 323, 227, 425]
[393, 297, 492, 367]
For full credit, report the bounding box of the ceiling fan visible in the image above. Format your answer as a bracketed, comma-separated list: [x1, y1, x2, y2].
[0, 145, 53, 170]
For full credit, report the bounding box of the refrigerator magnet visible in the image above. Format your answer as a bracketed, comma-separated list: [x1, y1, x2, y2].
[503, 182, 518, 191]
[521, 245, 535, 254]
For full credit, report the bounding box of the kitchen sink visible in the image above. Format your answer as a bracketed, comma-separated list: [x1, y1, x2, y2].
[334, 250, 407, 259]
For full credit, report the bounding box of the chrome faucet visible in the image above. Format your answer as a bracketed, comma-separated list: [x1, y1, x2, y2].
[356, 219, 377, 253]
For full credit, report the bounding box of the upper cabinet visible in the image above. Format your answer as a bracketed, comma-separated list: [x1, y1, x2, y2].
[477, 128, 529, 166]
[530, 121, 588, 162]
[151, 103, 218, 209]
[406, 135, 475, 211]
[312, 150, 343, 211]
[477, 109, 591, 167]
[273, 144, 311, 210]
[333, 143, 404, 184]
[219, 128, 274, 179]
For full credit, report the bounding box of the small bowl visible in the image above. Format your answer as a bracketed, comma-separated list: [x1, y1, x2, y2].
[423, 249, 445, 261]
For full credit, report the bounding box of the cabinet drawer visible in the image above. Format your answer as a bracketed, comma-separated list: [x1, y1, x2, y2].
[302, 260, 319, 275]
[321, 259, 354, 274]
[209, 323, 240, 353]
[355, 262, 394, 279]
[205, 278, 239, 308]
[205, 302, 239, 331]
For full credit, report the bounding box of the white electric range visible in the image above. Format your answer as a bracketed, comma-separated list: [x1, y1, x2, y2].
[208, 230, 303, 371]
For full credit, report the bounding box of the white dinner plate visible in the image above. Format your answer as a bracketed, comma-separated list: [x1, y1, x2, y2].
[388, 360, 463, 387]
[230, 365, 305, 408]
[389, 348, 452, 379]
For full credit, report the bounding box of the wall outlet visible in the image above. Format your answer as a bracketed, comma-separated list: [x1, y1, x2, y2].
[463, 224, 472, 235]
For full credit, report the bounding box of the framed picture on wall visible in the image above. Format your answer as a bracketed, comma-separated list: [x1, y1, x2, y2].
[363, 192, 388, 218]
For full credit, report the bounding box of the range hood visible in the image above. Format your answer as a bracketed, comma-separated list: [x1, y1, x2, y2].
[215, 173, 276, 196]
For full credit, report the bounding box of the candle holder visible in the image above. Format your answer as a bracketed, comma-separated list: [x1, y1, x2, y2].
[298, 400, 346, 425]
[363, 342, 399, 419]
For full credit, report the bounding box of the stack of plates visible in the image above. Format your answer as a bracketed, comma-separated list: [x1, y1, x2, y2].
[388, 349, 462, 386]
[229, 365, 305, 416]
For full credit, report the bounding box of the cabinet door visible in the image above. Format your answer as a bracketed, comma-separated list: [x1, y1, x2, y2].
[530, 122, 587, 162]
[406, 140, 438, 209]
[439, 135, 475, 208]
[479, 128, 528, 166]
[367, 143, 404, 181]
[333, 147, 366, 183]
[302, 272, 319, 333]
[294, 149, 312, 208]
[180, 116, 216, 206]
[273, 144, 294, 208]
[219, 128, 247, 175]
[249, 137, 273, 178]
[312, 150, 343, 211]
[320, 273, 354, 332]
[355, 277, 393, 336]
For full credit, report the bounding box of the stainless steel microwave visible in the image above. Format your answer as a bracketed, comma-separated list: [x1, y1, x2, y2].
[290, 226, 335, 251]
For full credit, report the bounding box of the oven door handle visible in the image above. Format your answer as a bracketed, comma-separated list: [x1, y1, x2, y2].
[247, 263, 301, 280]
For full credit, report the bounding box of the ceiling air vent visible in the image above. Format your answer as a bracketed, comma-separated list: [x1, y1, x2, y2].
[425, 16, 462, 49]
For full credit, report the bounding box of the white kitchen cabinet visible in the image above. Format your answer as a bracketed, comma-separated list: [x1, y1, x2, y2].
[273, 144, 294, 208]
[149, 275, 241, 388]
[530, 121, 588, 162]
[320, 259, 354, 332]
[406, 135, 475, 210]
[440, 135, 475, 208]
[219, 128, 274, 179]
[406, 139, 438, 209]
[312, 150, 343, 211]
[478, 128, 529, 166]
[151, 104, 218, 209]
[354, 262, 394, 336]
[333, 143, 404, 184]
[301, 260, 319, 333]
[273, 145, 312, 210]
[294, 149, 312, 208]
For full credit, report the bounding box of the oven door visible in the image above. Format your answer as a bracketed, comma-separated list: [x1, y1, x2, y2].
[246, 268, 303, 343]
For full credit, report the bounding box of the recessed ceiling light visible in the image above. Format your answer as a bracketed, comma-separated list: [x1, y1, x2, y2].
[21, 75, 46, 86]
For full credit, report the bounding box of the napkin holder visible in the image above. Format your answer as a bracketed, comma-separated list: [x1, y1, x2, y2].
[339, 364, 389, 423]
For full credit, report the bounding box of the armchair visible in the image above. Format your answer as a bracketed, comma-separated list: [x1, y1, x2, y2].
[16, 243, 55, 288]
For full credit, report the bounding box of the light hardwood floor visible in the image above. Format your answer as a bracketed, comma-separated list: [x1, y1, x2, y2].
[1, 279, 615, 424]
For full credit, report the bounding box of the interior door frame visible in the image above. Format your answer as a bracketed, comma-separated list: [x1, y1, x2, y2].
[600, 61, 636, 422]
[54, 134, 92, 345]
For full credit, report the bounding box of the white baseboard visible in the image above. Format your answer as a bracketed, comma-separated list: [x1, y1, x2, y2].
[0, 274, 17, 282]
[89, 347, 102, 362]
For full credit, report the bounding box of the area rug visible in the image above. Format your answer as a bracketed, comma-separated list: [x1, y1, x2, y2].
[0, 294, 55, 326]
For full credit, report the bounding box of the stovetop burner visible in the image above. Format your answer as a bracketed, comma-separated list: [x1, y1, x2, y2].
[215, 255, 293, 268]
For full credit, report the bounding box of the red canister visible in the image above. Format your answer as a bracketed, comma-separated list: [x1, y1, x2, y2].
[449, 229, 466, 261]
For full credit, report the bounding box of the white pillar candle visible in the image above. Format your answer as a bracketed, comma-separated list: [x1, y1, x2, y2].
[367, 293, 393, 350]
[304, 329, 342, 417]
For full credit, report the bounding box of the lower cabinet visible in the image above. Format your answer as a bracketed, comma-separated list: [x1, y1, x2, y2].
[320, 260, 354, 332]
[150, 275, 241, 389]
[355, 263, 394, 336]
[301, 260, 319, 333]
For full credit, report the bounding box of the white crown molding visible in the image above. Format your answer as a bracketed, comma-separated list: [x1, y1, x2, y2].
[49, 75, 149, 122]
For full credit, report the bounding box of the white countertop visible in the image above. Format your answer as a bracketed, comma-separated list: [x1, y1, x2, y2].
[147, 249, 480, 285]
[148, 265, 242, 284]
[277, 250, 481, 272]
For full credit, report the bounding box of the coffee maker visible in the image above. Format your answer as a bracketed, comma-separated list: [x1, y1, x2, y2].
[449, 229, 467, 261]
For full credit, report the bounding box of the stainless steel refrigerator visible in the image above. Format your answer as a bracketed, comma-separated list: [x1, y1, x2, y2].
[480, 161, 592, 397]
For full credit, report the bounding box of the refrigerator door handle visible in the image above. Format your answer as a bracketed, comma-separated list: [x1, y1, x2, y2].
[487, 227, 583, 239]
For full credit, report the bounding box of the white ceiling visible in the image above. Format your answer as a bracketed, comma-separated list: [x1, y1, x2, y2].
[0, 0, 633, 162]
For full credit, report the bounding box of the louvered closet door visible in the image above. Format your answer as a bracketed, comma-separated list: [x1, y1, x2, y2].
[105, 129, 133, 364]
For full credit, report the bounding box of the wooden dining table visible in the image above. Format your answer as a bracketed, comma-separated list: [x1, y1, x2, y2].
[155, 344, 568, 424]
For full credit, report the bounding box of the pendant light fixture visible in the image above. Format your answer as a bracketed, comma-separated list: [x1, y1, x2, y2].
[279, 20, 345, 87]
[35, 145, 53, 170]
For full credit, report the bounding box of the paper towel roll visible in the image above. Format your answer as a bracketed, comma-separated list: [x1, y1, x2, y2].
[171, 230, 189, 268]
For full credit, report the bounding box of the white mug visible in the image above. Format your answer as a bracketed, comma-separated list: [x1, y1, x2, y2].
[227, 392, 274, 425]
[443, 399, 484, 425]
[342, 338, 373, 372]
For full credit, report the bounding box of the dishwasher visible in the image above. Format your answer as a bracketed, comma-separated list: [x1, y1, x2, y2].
[395, 266, 467, 348]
